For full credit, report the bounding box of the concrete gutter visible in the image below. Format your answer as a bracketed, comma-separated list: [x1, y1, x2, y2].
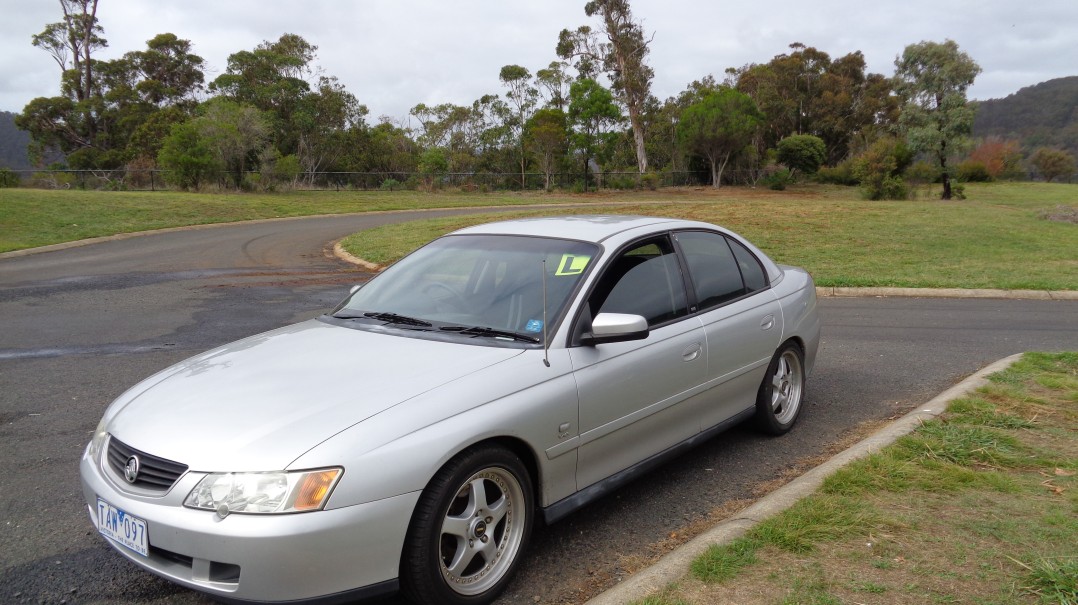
[584, 353, 1025, 605]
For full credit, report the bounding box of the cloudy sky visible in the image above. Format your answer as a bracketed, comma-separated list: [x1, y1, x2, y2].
[2, 0, 1075, 121]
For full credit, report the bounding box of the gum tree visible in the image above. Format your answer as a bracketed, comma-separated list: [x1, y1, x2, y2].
[677, 88, 762, 188]
[558, 0, 654, 174]
[893, 40, 981, 200]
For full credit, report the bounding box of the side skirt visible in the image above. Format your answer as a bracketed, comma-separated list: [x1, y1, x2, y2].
[541, 406, 756, 524]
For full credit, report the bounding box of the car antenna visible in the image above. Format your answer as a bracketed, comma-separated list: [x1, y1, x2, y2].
[542, 259, 550, 367]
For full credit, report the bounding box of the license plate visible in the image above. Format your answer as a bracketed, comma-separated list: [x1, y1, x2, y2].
[96, 498, 148, 557]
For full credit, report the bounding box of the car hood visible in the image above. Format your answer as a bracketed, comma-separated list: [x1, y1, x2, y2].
[106, 319, 524, 471]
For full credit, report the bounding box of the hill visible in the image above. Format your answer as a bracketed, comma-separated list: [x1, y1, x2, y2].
[974, 76, 1078, 155]
[0, 111, 32, 169]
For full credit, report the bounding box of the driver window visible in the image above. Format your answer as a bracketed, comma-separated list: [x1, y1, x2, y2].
[588, 237, 688, 327]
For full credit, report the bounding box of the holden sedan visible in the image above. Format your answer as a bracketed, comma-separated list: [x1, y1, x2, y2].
[80, 215, 820, 604]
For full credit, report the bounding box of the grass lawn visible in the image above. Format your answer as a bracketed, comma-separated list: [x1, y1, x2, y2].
[0, 187, 608, 253]
[638, 351, 1078, 605]
[338, 182, 1078, 290]
[2, 182, 1076, 290]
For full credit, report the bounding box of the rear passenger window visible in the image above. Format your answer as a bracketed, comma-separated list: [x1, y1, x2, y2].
[728, 238, 768, 293]
[675, 231, 766, 311]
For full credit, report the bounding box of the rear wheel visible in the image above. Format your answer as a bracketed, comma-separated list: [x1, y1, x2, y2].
[401, 445, 533, 605]
[754, 342, 805, 435]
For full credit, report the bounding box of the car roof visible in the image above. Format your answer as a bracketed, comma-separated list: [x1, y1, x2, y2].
[451, 215, 699, 243]
[450, 215, 784, 283]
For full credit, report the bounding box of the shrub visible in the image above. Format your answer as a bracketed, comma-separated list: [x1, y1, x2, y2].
[853, 137, 911, 200]
[380, 178, 401, 191]
[776, 134, 827, 175]
[815, 160, 858, 185]
[29, 171, 76, 189]
[764, 168, 792, 190]
[969, 138, 1024, 180]
[905, 161, 941, 185]
[639, 172, 660, 191]
[0, 168, 19, 188]
[956, 160, 992, 182]
[1029, 147, 1076, 182]
[606, 173, 637, 190]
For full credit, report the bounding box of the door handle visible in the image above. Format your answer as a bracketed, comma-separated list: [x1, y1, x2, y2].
[760, 314, 775, 330]
[682, 343, 702, 362]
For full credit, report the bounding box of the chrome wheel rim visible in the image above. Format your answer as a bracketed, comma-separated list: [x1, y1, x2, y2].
[439, 467, 526, 596]
[770, 349, 804, 425]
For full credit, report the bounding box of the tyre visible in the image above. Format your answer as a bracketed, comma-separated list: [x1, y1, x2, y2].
[754, 341, 805, 435]
[401, 445, 533, 605]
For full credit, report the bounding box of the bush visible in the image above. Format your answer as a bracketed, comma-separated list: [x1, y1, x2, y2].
[764, 168, 792, 190]
[956, 160, 992, 182]
[639, 172, 660, 191]
[0, 168, 19, 188]
[776, 134, 827, 175]
[878, 176, 910, 200]
[853, 137, 911, 200]
[606, 174, 637, 190]
[905, 161, 941, 185]
[815, 161, 858, 185]
[1029, 147, 1076, 182]
[29, 171, 76, 189]
[380, 178, 402, 191]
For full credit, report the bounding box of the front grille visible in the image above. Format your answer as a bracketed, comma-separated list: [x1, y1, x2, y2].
[106, 437, 188, 491]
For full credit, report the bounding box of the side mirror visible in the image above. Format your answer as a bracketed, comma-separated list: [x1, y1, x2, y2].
[349, 284, 362, 295]
[581, 313, 649, 346]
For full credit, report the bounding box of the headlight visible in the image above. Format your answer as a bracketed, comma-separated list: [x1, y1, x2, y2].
[184, 468, 342, 516]
[87, 418, 108, 461]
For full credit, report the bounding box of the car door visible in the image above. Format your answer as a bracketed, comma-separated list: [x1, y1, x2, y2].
[672, 230, 782, 430]
[569, 235, 708, 490]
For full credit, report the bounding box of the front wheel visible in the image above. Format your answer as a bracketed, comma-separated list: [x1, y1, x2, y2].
[401, 445, 533, 605]
[754, 342, 805, 435]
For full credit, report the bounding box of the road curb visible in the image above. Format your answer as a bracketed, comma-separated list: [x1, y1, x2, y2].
[816, 286, 1078, 300]
[583, 353, 1025, 605]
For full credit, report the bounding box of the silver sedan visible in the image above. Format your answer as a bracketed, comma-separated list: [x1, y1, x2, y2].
[80, 215, 820, 604]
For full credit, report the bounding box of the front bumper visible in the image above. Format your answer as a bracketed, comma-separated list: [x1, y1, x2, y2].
[80, 442, 419, 603]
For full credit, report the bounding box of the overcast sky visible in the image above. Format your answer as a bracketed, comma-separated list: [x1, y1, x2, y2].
[3, 0, 1076, 122]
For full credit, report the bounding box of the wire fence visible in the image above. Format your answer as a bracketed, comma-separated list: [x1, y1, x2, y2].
[0, 168, 728, 192]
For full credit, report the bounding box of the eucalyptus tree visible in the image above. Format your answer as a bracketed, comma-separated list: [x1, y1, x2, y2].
[567, 78, 621, 190]
[893, 39, 981, 199]
[500, 65, 539, 187]
[677, 88, 763, 188]
[526, 108, 569, 190]
[536, 61, 573, 111]
[558, 0, 654, 173]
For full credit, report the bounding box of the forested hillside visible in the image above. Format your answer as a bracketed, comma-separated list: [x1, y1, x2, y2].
[0, 111, 31, 169]
[974, 77, 1078, 154]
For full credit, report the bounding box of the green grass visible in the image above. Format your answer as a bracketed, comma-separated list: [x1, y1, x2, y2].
[337, 182, 1078, 290]
[3, 182, 1076, 289]
[648, 351, 1078, 605]
[0, 187, 616, 253]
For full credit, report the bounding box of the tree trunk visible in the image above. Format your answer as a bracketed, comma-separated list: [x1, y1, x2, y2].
[939, 140, 951, 200]
[627, 102, 648, 174]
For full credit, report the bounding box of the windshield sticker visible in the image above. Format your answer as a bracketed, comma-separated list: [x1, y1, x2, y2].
[555, 254, 590, 276]
[524, 319, 544, 333]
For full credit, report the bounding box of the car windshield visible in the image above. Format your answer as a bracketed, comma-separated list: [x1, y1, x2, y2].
[335, 234, 600, 344]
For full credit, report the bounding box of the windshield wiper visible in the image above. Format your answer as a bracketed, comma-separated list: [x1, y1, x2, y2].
[332, 311, 432, 327]
[439, 325, 540, 343]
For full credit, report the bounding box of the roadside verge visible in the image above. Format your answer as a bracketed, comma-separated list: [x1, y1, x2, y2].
[584, 353, 1026, 605]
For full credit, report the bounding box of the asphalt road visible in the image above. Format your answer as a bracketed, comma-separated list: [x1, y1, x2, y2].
[1, 211, 1076, 605]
